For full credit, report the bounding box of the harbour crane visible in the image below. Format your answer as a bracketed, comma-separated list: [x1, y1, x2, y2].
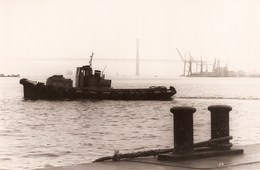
[189, 52, 208, 75]
[176, 48, 189, 76]
[176, 48, 198, 76]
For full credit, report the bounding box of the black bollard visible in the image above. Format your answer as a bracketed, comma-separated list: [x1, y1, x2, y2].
[170, 106, 196, 154]
[208, 105, 232, 145]
[158, 105, 243, 162]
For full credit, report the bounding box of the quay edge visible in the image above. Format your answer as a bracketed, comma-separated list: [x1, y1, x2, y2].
[41, 144, 260, 170]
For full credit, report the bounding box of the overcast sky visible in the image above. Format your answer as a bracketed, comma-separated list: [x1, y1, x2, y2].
[0, 0, 260, 76]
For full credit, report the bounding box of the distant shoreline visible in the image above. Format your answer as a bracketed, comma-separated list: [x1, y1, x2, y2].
[0, 74, 20, 77]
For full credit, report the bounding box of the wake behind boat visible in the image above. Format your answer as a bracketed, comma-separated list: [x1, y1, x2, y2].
[20, 53, 176, 100]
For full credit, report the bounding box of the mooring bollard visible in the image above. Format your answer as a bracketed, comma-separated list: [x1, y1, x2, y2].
[208, 105, 232, 145]
[158, 105, 243, 161]
[170, 106, 196, 154]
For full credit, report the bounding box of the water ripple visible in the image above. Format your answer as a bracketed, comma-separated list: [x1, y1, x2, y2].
[0, 78, 260, 169]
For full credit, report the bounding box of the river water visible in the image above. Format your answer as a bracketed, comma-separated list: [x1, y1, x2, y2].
[0, 77, 260, 170]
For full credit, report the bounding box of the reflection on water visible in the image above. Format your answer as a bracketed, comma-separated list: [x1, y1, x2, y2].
[0, 77, 260, 169]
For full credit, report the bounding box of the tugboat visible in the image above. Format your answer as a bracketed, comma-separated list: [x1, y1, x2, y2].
[20, 53, 176, 100]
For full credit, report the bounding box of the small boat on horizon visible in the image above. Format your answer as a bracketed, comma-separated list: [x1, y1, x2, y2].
[20, 53, 176, 100]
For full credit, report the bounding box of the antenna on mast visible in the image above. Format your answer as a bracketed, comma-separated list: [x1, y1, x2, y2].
[102, 65, 107, 75]
[89, 52, 94, 67]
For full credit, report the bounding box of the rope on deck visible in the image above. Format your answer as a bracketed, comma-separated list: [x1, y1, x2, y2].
[93, 136, 233, 162]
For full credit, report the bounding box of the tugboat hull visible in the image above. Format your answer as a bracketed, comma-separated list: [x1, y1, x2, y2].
[20, 78, 176, 101]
